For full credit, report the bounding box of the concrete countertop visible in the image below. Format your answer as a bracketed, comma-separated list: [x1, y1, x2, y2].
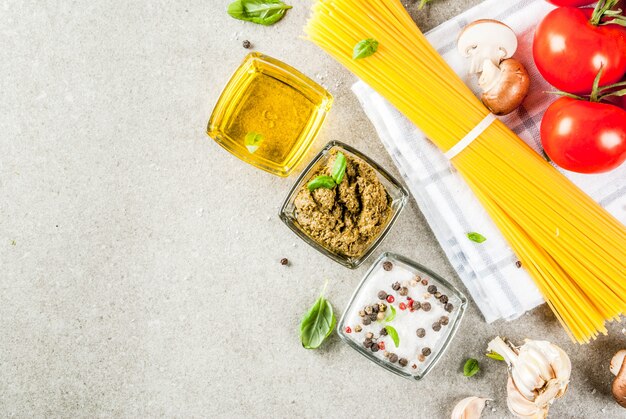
[1, 0, 624, 417]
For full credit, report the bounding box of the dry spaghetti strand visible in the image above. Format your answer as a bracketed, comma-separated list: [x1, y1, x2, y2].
[305, 0, 626, 343]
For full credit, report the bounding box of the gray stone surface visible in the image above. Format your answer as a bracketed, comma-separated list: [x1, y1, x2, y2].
[1, 0, 624, 417]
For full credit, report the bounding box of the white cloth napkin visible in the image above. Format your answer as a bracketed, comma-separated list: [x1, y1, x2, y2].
[352, 0, 626, 323]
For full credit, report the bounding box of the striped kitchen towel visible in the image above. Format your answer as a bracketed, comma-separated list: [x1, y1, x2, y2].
[352, 0, 626, 323]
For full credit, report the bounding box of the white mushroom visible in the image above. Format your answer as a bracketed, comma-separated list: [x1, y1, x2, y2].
[610, 349, 626, 408]
[457, 19, 518, 74]
[457, 19, 528, 115]
[479, 58, 530, 115]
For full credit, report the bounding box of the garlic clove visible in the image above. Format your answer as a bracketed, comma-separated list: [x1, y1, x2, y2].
[507, 377, 546, 418]
[451, 396, 490, 419]
[488, 337, 571, 418]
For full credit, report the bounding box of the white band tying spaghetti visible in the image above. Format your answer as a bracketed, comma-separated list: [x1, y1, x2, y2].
[444, 113, 497, 160]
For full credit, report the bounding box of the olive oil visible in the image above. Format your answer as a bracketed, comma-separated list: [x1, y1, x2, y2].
[208, 53, 333, 177]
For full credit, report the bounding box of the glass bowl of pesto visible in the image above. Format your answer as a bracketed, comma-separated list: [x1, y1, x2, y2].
[207, 53, 333, 177]
[279, 141, 409, 269]
[337, 252, 467, 380]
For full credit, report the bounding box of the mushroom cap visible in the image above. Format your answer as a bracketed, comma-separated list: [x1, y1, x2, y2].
[457, 19, 518, 73]
[480, 58, 530, 115]
[611, 350, 626, 409]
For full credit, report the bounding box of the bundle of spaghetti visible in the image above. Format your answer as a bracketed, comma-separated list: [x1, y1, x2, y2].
[305, 0, 626, 343]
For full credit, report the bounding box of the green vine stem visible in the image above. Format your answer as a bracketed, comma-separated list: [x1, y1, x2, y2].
[590, 0, 626, 27]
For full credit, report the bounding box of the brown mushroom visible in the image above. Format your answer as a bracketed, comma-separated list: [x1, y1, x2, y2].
[611, 349, 626, 408]
[479, 58, 530, 116]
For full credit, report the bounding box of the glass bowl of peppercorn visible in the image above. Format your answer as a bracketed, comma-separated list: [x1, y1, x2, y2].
[337, 252, 468, 381]
[279, 141, 409, 269]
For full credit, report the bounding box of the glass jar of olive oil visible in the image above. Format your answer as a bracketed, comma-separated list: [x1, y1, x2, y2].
[207, 53, 333, 177]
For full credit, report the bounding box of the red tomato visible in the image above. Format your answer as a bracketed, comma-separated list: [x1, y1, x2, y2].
[541, 97, 626, 173]
[546, 0, 594, 5]
[533, 7, 626, 94]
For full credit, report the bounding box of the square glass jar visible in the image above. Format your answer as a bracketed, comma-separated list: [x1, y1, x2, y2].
[337, 252, 468, 380]
[207, 53, 333, 177]
[279, 141, 408, 269]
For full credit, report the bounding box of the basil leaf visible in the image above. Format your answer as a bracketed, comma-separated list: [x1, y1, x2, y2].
[307, 175, 336, 191]
[463, 358, 480, 377]
[299, 287, 336, 349]
[486, 351, 505, 361]
[244, 132, 264, 153]
[467, 232, 487, 243]
[384, 305, 396, 322]
[353, 38, 379, 60]
[227, 0, 292, 26]
[385, 325, 400, 348]
[331, 152, 347, 184]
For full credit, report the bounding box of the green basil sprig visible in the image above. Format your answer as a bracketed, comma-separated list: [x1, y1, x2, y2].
[384, 305, 396, 322]
[308, 152, 348, 191]
[299, 281, 336, 349]
[467, 232, 487, 243]
[244, 132, 264, 153]
[463, 358, 480, 377]
[353, 39, 379, 60]
[307, 175, 336, 191]
[331, 152, 347, 184]
[485, 351, 504, 361]
[227, 0, 292, 26]
[385, 325, 400, 348]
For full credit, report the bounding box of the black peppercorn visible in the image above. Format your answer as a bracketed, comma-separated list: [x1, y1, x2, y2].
[411, 301, 421, 311]
[399, 358, 408, 367]
[369, 313, 378, 321]
[439, 295, 449, 304]
[371, 343, 379, 352]
[416, 328, 426, 338]
[432, 322, 442, 332]
[427, 285, 437, 294]
[280, 258, 288, 265]
[380, 327, 388, 336]
[362, 316, 371, 325]
[392, 282, 401, 291]
[422, 302, 432, 312]
[242, 40, 251, 49]
[445, 303, 454, 312]
[399, 287, 409, 296]
[377, 290, 387, 300]
[372, 304, 379, 313]
[389, 353, 399, 363]
[440, 316, 449, 326]
[364, 340, 373, 348]
[382, 261, 393, 271]
[422, 347, 431, 357]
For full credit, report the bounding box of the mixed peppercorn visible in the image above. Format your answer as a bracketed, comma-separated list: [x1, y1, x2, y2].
[344, 260, 455, 371]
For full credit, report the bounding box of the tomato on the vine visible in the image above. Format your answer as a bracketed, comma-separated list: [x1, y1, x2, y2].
[533, 5, 626, 94]
[541, 97, 626, 173]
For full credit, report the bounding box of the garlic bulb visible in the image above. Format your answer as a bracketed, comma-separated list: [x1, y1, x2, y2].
[451, 396, 490, 419]
[488, 336, 571, 418]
